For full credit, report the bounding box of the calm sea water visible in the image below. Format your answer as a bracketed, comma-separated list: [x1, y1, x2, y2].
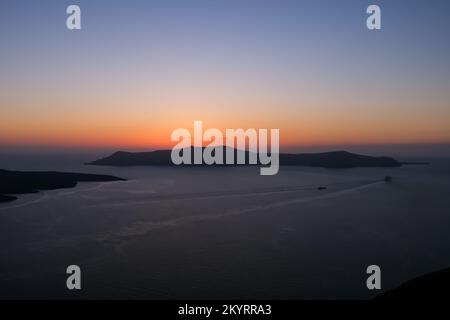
[0, 153, 449, 299]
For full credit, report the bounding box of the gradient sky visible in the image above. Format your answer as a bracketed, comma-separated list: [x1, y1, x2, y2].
[1, 0, 449, 151]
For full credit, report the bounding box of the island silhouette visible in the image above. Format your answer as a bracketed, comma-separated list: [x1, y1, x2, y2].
[87, 147, 402, 168]
[377, 267, 450, 299]
[0, 149, 406, 203]
[0, 169, 125, 203]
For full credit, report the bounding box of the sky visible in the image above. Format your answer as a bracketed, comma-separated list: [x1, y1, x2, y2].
[0, 0, 449, 152]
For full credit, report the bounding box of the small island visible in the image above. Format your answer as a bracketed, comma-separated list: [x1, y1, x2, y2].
[87, 148, 402, 168]
[0, 169, 125, 203]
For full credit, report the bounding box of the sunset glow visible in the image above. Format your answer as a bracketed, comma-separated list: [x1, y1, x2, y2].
[1, 0, 449, 151]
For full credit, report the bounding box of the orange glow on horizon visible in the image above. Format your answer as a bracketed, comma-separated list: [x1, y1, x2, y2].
[2, 98, 450, 150]
[1, 119, 449, 151]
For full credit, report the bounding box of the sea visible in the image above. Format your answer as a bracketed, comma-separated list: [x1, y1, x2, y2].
[0, 152, 449, 299]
